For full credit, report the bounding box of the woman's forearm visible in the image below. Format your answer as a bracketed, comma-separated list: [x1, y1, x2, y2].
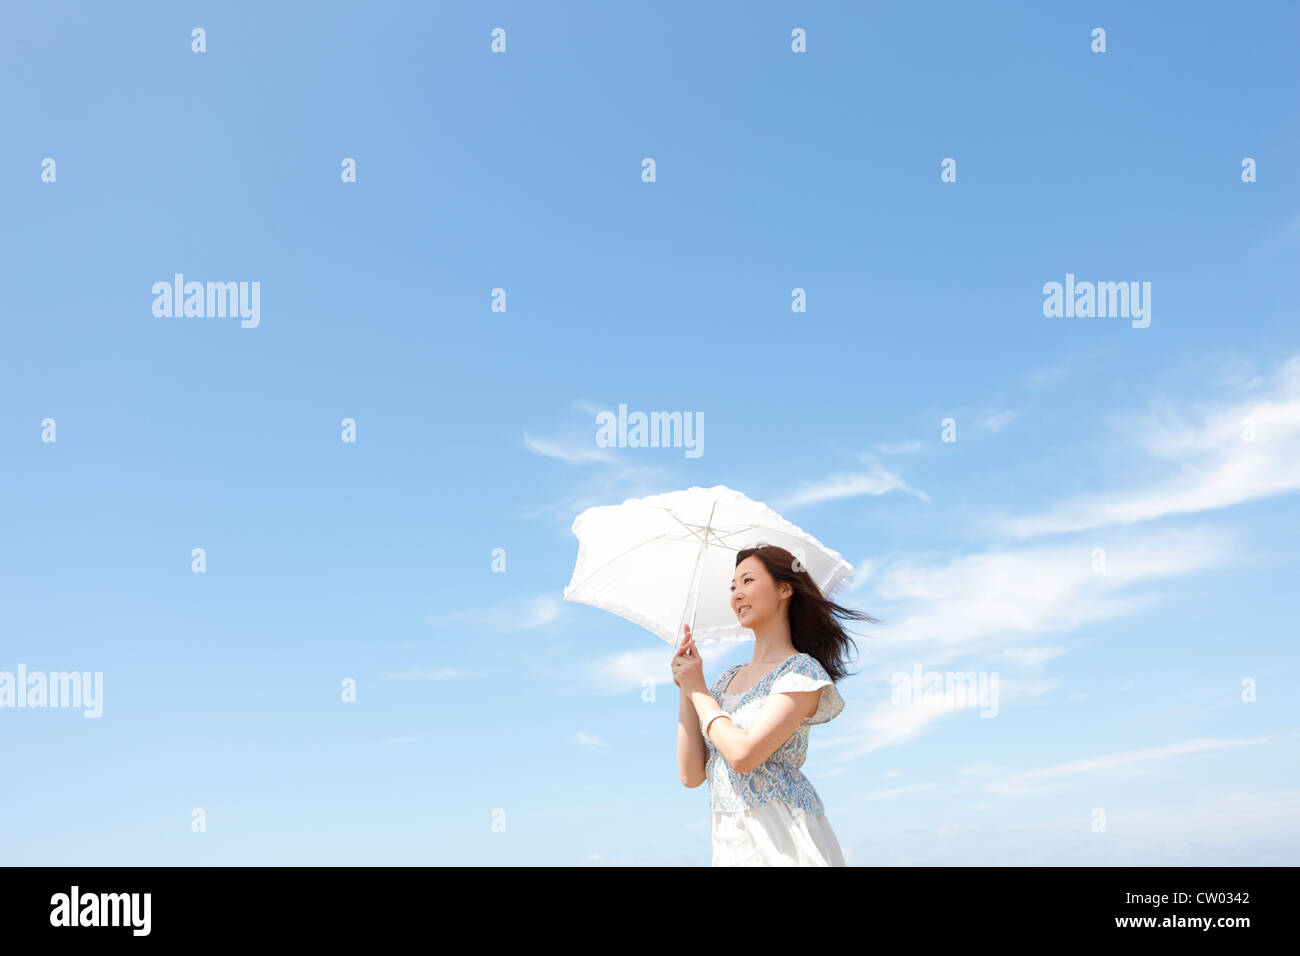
[677, 689, 708, 785]
[688, 687, 748, 771]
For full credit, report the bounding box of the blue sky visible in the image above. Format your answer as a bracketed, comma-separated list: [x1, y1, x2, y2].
[2, 0, 1298, 865]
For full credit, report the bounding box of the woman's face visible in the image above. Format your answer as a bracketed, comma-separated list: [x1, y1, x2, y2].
[730, 555, 790, 630]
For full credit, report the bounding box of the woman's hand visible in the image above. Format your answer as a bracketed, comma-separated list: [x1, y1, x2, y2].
[671, 624, 705, 692]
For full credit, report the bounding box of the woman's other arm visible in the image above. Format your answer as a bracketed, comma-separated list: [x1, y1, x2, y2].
[677, 688, 708, 787]
[689, 688, 819, 773]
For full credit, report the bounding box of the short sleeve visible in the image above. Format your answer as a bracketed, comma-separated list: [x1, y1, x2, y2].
[770, 655, 844, 725]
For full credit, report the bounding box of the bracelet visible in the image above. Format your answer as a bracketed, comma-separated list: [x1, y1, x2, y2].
[702, 711, 732, 741]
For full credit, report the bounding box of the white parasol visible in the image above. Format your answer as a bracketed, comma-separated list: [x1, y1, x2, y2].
[562, 485, 854, 650]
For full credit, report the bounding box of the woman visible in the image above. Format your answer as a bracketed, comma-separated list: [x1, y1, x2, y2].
[671, 545, 879, 866]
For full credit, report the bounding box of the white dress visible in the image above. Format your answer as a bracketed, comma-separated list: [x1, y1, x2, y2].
[705, 655, 848, 867]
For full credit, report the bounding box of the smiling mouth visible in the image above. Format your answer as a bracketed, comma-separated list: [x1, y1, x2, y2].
[738, 605, 751, 615]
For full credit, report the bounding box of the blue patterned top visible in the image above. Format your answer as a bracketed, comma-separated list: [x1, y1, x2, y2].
[704, 652, 845, 815]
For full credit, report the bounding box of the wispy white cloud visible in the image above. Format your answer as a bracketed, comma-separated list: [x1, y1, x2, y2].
[1023, 349, 1102, 389]
[520, 406, 675, 524]
[1203, 353, 1266, 392]
[996, 645, 1069, 667]
[558, 358, 1291, 802]
[837, 789, 1300, 866]
[425, 593, 565, 632]
[1025, 365, 1067, 388]
[819, 672, 1062, 763]
[872, 439, 927, 454]
[987, 354, 1300, 539]
[829, 687, 960, 757]
[575, 731, 608, 748]
[775, 463, 930, 509]
[832, 733, 1300, 816]
[799, 526, 1232, 761]
[841, 557, 878, 593]
[522, 432, 618, 465]
[576, 522, 1234, 756]
[1085, 789, 1300, 851]
[976, 408, 1022, 434]
[866, 408, 1021, 458]
[983, 733, 1298, 796]
[519, 463, 672, 525]
[580, 641, 752, 696]
[520, 595, 565, 628]
[855, 526, 1233, 655]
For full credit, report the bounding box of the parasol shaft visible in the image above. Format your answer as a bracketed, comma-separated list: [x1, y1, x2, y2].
[674, 498, 717, 653]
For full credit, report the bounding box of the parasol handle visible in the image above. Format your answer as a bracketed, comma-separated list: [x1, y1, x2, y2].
[674, 499, 717, 654]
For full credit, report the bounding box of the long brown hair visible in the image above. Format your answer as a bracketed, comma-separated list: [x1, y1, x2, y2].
[735, 545, 884, 682]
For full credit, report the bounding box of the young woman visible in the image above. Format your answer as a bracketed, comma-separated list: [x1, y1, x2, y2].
[671, 545, 878, 866]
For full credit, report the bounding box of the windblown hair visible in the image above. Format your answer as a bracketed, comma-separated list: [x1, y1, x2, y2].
[735, 545, 884, 682]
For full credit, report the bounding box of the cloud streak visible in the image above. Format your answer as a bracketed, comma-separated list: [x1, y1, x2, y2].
[426, 594, 565, 632]
[987, 354, 1300, 539]
[983, 733, 1299, 796]
[775, 463, 930, 509]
